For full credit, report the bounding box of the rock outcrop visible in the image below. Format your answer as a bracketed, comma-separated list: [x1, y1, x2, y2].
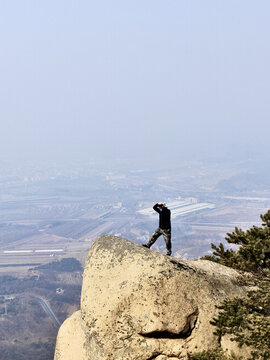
[54, 235, 251, 360]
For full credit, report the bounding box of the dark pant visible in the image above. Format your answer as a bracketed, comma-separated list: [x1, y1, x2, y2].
[147, 228, 171, 255]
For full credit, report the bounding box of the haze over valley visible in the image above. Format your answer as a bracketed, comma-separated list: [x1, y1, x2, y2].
[1, 158, 270, 263]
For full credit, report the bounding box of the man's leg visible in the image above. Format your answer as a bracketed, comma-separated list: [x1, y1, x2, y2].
[162, 229, 172, 255]
[144, 228, 162, 248]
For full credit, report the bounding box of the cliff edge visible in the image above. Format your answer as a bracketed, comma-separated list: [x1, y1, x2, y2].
[54, 235, 250, 360]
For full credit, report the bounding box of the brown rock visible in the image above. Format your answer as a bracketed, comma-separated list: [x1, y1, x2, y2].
[54, 235, 250, 360]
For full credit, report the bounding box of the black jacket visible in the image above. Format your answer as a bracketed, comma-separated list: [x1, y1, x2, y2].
[153, 203, 171, 230]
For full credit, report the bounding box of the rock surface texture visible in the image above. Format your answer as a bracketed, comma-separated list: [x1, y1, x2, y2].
[54, 235, 250, 360]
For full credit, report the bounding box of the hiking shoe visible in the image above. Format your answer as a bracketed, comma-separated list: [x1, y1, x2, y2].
[142, 244, 150, 248]
[166, 251, 172, 256]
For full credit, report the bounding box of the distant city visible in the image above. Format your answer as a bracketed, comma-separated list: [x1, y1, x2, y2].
[1, 158, 270, 263]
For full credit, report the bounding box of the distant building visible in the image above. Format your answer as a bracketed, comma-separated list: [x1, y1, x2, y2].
[56, 288, 65, 295]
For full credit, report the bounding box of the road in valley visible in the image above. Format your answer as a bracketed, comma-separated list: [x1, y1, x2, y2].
[31, 295, 61, 328]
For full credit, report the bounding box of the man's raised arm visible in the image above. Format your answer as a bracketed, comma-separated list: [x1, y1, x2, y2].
[153, 203, 162, 213]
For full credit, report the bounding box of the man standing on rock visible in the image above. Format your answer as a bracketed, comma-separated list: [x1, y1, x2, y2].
[143, 202, 172, 256]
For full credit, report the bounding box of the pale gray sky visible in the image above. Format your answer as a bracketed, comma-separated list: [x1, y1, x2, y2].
[0, 1, 269, 165]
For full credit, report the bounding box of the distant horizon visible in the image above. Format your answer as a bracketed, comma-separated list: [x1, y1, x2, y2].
[1, 152, 270, 180]
[0, 151, 268, 168]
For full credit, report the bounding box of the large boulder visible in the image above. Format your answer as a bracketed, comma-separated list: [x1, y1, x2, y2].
[54, 235, 250, 360]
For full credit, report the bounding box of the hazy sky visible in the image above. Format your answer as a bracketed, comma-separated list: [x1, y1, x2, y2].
[1, 1, 270, 166]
